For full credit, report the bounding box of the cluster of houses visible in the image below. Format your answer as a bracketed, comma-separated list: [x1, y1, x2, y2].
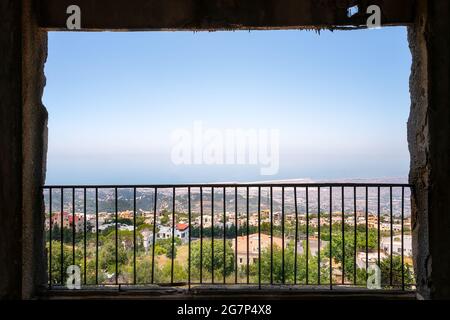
[47, 208, 411, 234]
[46, 209, 413, 263]
[229, 232, 413, 272]
[185, 209, 411, 232]
[46, 211, 137, 233]
[138, 223, 190, 253]
[231, 234, 328, 267]
[46, 211, 84, 231]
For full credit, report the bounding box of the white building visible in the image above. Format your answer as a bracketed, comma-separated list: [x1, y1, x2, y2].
[356, 252, 387, 269]
[119, 224, 134, 232]
[175, 223, 189, 243]
[195, 214, 212, 228]
[92, 223, 134, 233]
[225, 221, 234, 229]
[156, 223, 190, 244]
[381, 235, 413, 257]
[141, 229, 154, 253]
[297, 238, 328, 257]
[157, 226, 172, 239]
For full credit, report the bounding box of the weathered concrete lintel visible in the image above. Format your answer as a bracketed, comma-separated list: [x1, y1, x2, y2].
[38, 0, 415, 31]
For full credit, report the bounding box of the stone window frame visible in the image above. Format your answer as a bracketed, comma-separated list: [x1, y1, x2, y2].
[15, 0, 448, 299]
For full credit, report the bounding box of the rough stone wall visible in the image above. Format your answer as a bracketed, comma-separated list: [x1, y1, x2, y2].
[0, 0, 24, 300]
[408, 0, 450, 300]
[22, 0, 49, 299]
[425, 0, 450, 300]
[407, 0, 430, 300]
[0, 0, 48, 299]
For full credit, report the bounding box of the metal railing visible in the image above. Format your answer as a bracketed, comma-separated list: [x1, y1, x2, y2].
[43, 183, 415, 291]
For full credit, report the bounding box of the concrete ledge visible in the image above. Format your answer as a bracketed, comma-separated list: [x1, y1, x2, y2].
[42, 286, 417, 300]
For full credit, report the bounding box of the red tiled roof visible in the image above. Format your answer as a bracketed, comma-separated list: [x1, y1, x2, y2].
[176, 223, 189, 231]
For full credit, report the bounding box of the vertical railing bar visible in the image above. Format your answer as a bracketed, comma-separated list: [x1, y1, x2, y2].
[342, 186, 345, 285]
[151, 188, 157, 284]
[258, 186, 261, 289]
[133, 187, 137, 285]
[282, 186, 285, 285]
[200, 187, 203, 284]
[234, 187, 238, 285]
[365, 186, 369, 284]
[246, 187, 250, 285]
[378, 187, 381, 269]
[115, 187, 118, 285]
[353, 186, 357, 286]
[83, 188, 87, 285]
[171, 187, 176, 285]
[401, 186, 405, 290]
[318, 186, 321, 285]
[270, 187, 274, 285]
[211, 187, 214, 284]
[329, 187, 332, 290]
[306, 186, 309, 285]
[72, 188, 76, 269]
[188, 187, 191, 290]
[294, 187, 298, 285]
[390, 186, 393, 287]
[60, 187, 64, 285]
[223, 187, 226, 285]
[95, 188, 99, 285]
[49, 188, 52, 288]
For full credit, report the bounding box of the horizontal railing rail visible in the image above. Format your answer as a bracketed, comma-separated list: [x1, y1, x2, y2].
[44, 183, 412, 188]
[43, 183, 415, 291]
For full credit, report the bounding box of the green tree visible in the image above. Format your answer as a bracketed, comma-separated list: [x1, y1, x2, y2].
[325, 227, 379, 285]
[47, 241, 83, 285]
[325, 231, 363, 284]
[99, 241, 128, 274]
[126, 256, 159, 284]
[250, 243, 329, 284]
[190, 239, 235, 280]
[379, 255, 414, 287]
[48, 224, 75, 244]
[156, 261, 187, 283]
[154, 237, 181, 258]
[116, 218, 133, 225]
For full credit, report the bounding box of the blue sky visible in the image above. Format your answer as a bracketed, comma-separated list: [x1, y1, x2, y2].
[44, 28, 411, 184]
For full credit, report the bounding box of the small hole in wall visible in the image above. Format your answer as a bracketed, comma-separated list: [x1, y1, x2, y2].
[347, 5, 359, 18]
